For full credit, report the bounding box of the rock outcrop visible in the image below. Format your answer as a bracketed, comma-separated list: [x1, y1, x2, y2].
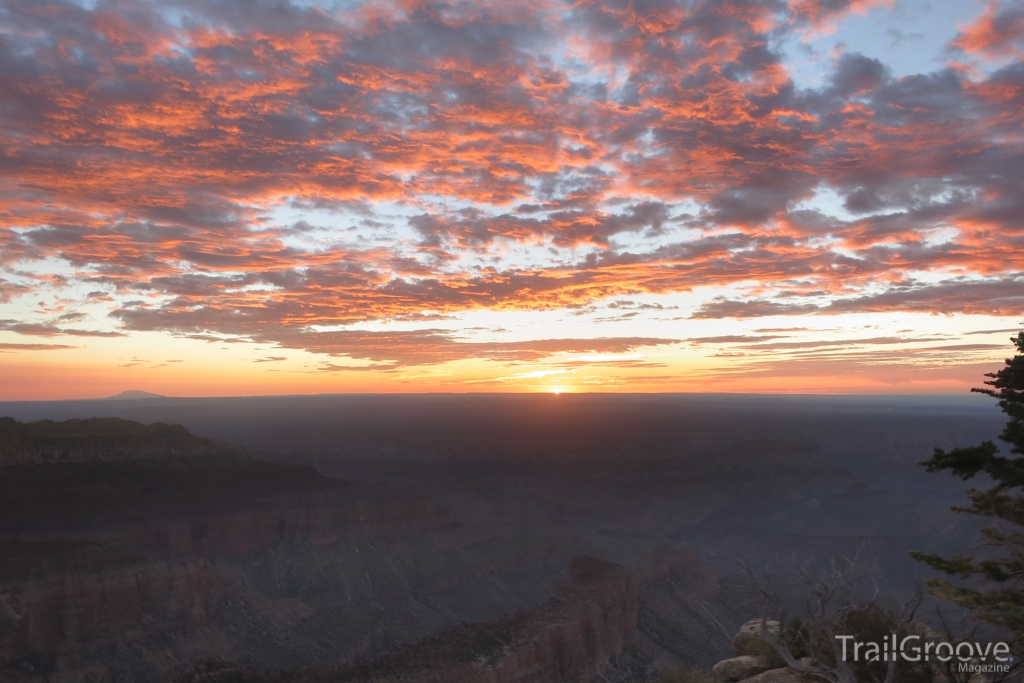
[0, 548, 220, 659]
[709, 621, 800, 683]
[712, 656, 773, 681]
[742, 669, 810, 683]
[732, 619, 780, 657]
[711, 617, 967, 683]
[174, 546, 702, 683]
[0, 495, 456, 662]
[0, 417, 230, 467]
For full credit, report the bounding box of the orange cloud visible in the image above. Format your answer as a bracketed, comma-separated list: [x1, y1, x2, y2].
[0, 0, 1020, 376]
[952, 2, 1024, 59]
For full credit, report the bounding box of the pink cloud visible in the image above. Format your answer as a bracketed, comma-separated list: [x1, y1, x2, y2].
[0, 0, 1019, 367]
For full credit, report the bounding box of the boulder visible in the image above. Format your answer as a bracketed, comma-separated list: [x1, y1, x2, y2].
[733, 618, 781, 656]
[711, 656, 773, 681]
[743, 669, 810, 683]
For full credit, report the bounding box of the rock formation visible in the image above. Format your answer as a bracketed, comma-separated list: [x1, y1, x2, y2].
[0, 416, 737, 683]
[711, 655, 773, 682]
[732, 619, 780, 657]
[174, 546, 702, 683]
[708, 617, 992, 683]
[0, 416, 231, 466]
[0, 418, 455, 669]
[709, 619, 813, 683]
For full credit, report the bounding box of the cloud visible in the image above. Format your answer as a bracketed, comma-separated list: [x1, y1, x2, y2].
[686, 335, 789, 344]
[687, 338, 1011, 387]
[951, 1, 1024, 59]
[963, 327, 1024, 336]
[284, 330, 677, 367]
[824, 278, 1024, 315]
[0, 320, 126, 338]
[0, 280, 30, 304]
[691, 278, 1024, 318]
[734, 336, 948, 351]
[606, 300, 677, 311]
[691, 299, 822, 319]
[0, 0, 1019, 362]
[789, 0, 893, 35]
[0, 343, 76, 352]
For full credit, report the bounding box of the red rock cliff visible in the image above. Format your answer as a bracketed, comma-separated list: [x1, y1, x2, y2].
[1, 545, 220, 660]
[209, 544, 698, 683]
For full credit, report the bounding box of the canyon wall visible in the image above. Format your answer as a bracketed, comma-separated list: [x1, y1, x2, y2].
[1, 552, 220, 661]
[177, 544, 703, 683]
[0, 417, 230, 467]
[0, 418, 457, 667]
[1, 416, 731, 683]
[423, 546, 703, 683]
[0, 495, 455, 662]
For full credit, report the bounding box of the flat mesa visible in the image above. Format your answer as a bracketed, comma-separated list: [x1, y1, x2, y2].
[103, 390, 167, 400]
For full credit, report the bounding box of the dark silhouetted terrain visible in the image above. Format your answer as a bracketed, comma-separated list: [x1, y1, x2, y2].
[0, 394, 1006, 682]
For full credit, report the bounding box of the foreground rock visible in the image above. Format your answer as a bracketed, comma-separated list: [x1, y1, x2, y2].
[710, 619, 803, 683]
[712, 655, 772, 681]
[743, 668, 813, 683]
[715, 617, 966, 683]
[732, 619, 780, 657]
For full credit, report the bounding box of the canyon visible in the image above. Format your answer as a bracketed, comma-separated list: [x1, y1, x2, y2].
[0, 394, 1007, 682]
[0, 418, 460, 681]
[0, 417, 737, 683]
[176, 544, 714, 683]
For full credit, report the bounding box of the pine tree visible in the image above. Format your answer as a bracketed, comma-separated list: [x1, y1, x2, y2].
[911, 330, 1024, 637]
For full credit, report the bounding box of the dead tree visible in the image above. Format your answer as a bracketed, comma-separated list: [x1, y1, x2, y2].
[736, 549, 926, 683]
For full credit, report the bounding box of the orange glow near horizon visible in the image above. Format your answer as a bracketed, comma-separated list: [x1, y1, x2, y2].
[1, 314, 1017, 400]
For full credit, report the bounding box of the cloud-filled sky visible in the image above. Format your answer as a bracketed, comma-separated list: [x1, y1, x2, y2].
[0, 0, 1022, 398]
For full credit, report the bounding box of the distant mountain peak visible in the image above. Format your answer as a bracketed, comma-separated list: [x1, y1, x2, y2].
[105, 390, 166, 400]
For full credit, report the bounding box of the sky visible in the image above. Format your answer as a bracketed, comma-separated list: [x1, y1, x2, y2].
[0, 0, 1022, 399]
